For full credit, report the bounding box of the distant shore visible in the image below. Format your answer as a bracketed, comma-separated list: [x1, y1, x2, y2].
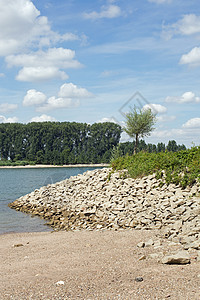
[0, 163, 109, 169]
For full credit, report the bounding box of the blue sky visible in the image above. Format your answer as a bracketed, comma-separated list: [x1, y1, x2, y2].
[0, 0, 200, 147]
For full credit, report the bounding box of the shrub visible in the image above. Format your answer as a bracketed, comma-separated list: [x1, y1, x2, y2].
[111, 146, 200, 188]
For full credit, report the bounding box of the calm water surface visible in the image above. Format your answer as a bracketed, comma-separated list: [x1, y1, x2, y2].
[0, 167, 100, 234]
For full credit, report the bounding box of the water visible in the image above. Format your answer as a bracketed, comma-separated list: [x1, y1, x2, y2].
[0, 166, 101, 234]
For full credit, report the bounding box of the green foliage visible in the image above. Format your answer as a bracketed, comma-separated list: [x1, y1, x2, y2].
[0, 122, 121, 165]
[124, 106, 156, 153]
[0, 160, 35, 166]
[118, 139, 186, 155]
[111, 146, 200, 188]
[110, 145, 123, 163]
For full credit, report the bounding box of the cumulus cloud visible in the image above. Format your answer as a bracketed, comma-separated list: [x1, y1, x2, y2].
[0, 115, 18, 123]
[179, 47, 200, 66]
[143, 103, 167, 114]
[6, 48, 81, 82]
[58, 83, 94, 98]
[17, 67, 68, 82]
[182, 118, 200, 128]
[37, 97, 79, 112]
[84, 4, 122, 20]
[23, 89, 47, 106]
[165, 91, 200, 103]
[6, 48, 80, 68]
[0, 103, 18, 113]
[0, 73, 5, 77]
[23, 83, 94, 112]
[162, 14, 200, 39]
[29, 114, 57, 122]
[0, 0, 80, 56]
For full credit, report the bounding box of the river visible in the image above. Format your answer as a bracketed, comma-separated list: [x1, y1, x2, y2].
[0, 166, 101, 234]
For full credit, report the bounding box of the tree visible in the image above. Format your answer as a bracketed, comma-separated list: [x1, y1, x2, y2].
[124, 106, 156, 154]
[166, 140, 178, 152]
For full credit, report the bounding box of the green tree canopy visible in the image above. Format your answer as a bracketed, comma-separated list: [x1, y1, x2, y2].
[124, 106, 156, 154]
[0, 121, 121, 164]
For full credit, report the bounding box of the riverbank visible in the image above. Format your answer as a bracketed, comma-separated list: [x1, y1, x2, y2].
[1, 230, 200, 299]
[0, 163, 109, 169]
[9, 167, 200, 247]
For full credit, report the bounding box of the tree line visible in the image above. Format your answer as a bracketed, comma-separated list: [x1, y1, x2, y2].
[118, 140, 186, 156]
[0, 122, 121, 164]
[0, 121, 187, 165]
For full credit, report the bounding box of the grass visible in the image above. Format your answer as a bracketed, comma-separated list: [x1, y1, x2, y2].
[111, 146, 200, 188]
[0, 160, 36, 167]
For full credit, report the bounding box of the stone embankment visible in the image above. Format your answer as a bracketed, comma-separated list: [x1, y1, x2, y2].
[9, 168, 200, 250]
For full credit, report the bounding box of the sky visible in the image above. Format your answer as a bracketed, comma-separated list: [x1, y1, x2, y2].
[0, 0, 200, 147]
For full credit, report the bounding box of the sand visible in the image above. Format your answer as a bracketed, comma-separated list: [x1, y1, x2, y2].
[1, 230, 199, 300]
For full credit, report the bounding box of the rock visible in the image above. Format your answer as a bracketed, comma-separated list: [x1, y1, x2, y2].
[184, 240, 200, 250]
[162, 250, 191, 265]
[135, 277, 143, 282]
[13, 244, 24, 247]
[148, 253, 160, 259]
[137, 242, 145, 248]
[145, 239, 154, 247]
[56, 281, 65, 285]
[138, 255, 146, 261]
[8, 167, 200, 248]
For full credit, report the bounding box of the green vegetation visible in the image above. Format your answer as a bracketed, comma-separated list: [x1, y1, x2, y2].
[118, 140, 186, 156]
[124, 106, 156, 154]
[111, 146, 200, 188]
[0, 160, 35, 167]
[0, 122, 121, 164]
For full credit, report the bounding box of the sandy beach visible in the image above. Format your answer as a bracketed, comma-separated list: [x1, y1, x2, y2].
[1, 229, 199, 300]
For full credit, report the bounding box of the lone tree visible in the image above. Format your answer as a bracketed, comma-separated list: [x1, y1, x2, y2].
[124, 106, 156, 154]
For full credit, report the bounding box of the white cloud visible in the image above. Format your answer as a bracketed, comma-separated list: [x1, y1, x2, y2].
[179, 47, 200, 66]
[0, 73, 5, 77]
[143, 103, 167, 114]
[58, 83, 94, 98]
[6, 48, 81, 82]
[97, 117, 118, 123]
[156, 115, 176, 122]
[17, 67, 68, 82]
[162, 14, 200, 39]
[6, 48, 80, 68]
[29, 114, 57, 122]
[84, 4, 122, 20]
[165, 91, 200, 103]
[0, 115, 18, 123]
[0, 0, 80, 56]
[0, 103, 18, 113]
[182, 118, 200, 128]
[148, 125, 200, 147]
[23, 83, 94, 112]
[23, 89, 47, 106]
[37, 97, 79, 112]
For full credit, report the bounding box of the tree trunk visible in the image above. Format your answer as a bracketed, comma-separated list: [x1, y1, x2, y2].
[134, 134, 139, 154]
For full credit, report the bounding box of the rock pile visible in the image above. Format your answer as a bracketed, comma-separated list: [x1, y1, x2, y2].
[9, 168, 200, 248]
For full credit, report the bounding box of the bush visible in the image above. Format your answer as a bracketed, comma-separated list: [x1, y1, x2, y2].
[111, 146, 200, 188]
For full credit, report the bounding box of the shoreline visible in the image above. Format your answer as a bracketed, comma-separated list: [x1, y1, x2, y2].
[0, 163, 109, 169]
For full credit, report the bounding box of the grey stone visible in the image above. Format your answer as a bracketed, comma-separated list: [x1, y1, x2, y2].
[137, 242, 145, 248]
[162, 250, 190, 265]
